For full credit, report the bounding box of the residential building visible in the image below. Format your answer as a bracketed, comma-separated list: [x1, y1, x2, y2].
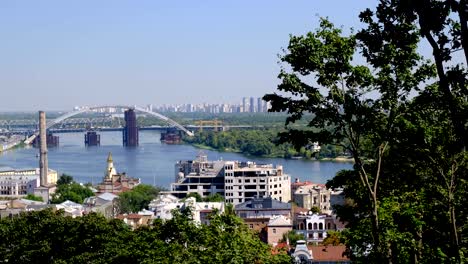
[224, 161, 291, 204]
[235, 196, 291, 229]
[257, 97, 264, 113]
[0, 167, 57, 197]
[291, 240, 350, 264]
[242, 97, 249, 113]
[116, 213, 153, 230]
[293, 183, 332, 215]
[84, 192, 119, 219]
[169, 153, 226, 199]
[294, 212, 346, 243]
[168, 154, 291, 205]
[149, 195, 225, 225]
[267, 215, 293, 246]
[249, 97, 256, 113]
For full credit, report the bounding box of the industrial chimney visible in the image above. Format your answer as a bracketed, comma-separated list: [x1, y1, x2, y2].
[39, 111, 48, 186]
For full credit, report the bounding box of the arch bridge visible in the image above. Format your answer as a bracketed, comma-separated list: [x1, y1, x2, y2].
[24, 105, 194, 144]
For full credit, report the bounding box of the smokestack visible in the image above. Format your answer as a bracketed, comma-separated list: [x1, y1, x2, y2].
[39, 111, 48, 186]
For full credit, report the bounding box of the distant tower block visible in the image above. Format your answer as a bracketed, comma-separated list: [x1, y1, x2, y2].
[123, 109, 139, 146]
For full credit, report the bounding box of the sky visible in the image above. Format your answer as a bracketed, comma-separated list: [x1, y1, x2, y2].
[0, 1, 378, 111]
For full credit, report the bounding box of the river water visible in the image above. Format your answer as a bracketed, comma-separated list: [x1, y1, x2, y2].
[0, 131, 353, 188]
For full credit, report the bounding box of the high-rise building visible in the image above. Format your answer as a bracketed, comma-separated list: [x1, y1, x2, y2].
[123, 109, 139, 146]
[257, 97, 264, 113]
[242, 97, 249, 113]
[249, 97, 255, 113]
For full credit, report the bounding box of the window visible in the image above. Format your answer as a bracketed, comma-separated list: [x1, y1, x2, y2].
[272, 228, 277, 234]
[318, 233, 323, 238]
[249, 224, 253, 228]
[319, 223, 323, 230]
[308, 223, 312, 230]
[313, 223, 318, 230]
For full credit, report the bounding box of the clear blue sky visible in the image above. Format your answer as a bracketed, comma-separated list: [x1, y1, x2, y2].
[0, 1, 377, 111]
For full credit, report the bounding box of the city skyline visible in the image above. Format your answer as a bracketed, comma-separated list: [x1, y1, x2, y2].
[0, 1, 377, 111]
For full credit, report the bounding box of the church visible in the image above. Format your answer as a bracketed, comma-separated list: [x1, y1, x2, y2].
[96, 152, 140, 194]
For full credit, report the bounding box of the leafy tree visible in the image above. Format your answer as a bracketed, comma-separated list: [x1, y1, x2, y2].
[322, 231, 343, 246]
[51, 175, 94, 204]
[184, 192, 203, 202]
[203, 193, 225, 202]
[118, 184, 164, 213]
[310, 206, 320, 214]
[280, 230, 306, 246]
[0, 207, 292, 263]
[56, 174, 73, 186]
[264, 15, 433, 262]
[24, 194, 43, 202]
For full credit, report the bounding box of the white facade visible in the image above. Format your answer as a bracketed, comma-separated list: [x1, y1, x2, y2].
[150, 196, 225, 225]
[294, 213, 345, 243]
[0, 168, 57, 197]
[224, 161, 291, 205]
[293, 184, 332, 215]
[169, 155, 291, 205]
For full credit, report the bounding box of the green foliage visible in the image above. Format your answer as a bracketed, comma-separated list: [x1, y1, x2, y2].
[322, 231, 343, 246]
[184, 193, 225, 203]
[203, 193, 224, 202]
[280, 230, 306, 246]
[24, 194, 43, 202]
[184, 192, 203, 202]
[309, 206, 320, 214]
[118, 184, 165, 213]
[51, 175, 94, 204]
[263, 8, 468, 262]
[0, 208, 292, 263]
[184, 129, 323, 159]
[56, 174, 73, 186]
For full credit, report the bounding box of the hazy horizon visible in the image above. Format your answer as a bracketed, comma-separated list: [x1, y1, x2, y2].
[0, 1, 377, 111]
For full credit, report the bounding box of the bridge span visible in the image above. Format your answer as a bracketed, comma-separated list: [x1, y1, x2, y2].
[24, 105, 194, 145]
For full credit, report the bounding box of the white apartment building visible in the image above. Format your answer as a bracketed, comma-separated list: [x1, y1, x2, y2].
[224, 161, 291, 204]
[149, 195, 225, 225]
[167, 154, 291, 205]
[0, 167, 58, 197]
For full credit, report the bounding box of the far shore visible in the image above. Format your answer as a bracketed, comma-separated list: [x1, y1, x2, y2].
[189, 143, 354, 162]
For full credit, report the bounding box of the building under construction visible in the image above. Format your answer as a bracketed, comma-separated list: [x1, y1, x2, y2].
[123, 109, 139, 146]
[85, 131, 100, 146]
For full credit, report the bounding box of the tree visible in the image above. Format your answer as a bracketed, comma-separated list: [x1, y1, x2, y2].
[24, 194, 43, 202]
[280, 230, 306, 246]
[264, 15, 433, 262]
[51, 175, 94, 204]
[357, 1, 468, 262]
[322, 231, 343, 246]
[56, 174, 73, 186]
[118, 184, 164, 213]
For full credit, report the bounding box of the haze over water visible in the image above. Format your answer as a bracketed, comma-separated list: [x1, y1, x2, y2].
[0, 131, 352, 188]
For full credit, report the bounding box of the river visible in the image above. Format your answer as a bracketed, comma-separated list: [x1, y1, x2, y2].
[0, 131, 353, 188]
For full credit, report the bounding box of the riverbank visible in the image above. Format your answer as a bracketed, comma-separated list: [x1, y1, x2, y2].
[189, 143, 354, 162]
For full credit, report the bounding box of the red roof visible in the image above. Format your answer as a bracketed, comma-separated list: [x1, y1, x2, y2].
[271, 242, 290, 255]
[116, 214, 143, 220]
[308, 245, 348, 261]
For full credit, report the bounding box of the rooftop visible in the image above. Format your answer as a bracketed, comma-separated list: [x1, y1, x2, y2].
[235, 196, 291, 210]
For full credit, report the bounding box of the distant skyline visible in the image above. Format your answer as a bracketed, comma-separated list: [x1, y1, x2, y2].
[0, 1, 377, 111]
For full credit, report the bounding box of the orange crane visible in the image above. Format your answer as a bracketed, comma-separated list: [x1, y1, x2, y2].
[194, 119, 223, 131]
